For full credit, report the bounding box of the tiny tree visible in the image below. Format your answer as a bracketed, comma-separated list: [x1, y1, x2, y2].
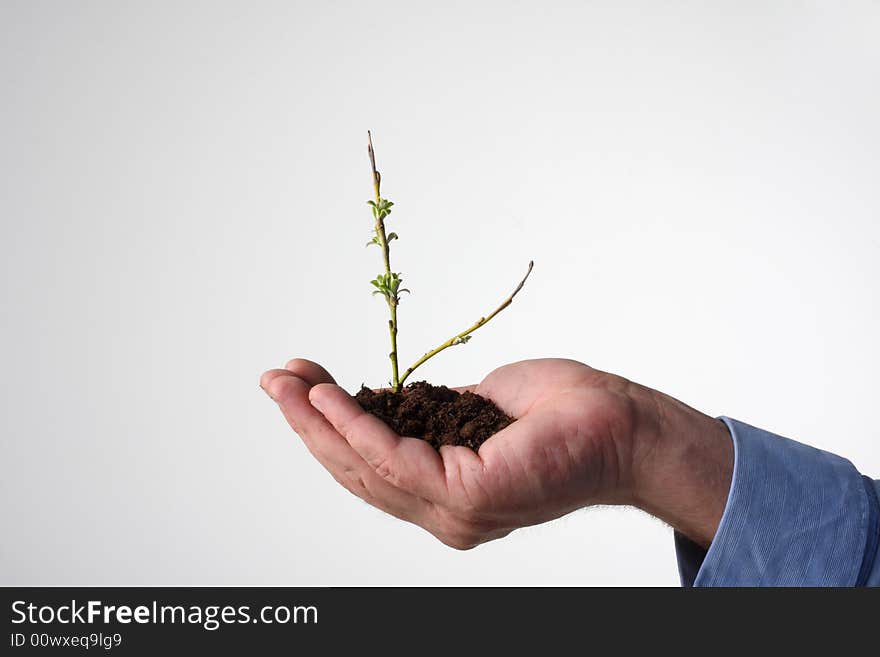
[365, 131, 533, 392]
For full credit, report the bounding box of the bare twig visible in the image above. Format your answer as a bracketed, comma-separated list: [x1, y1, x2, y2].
[397, 261, 534, 388]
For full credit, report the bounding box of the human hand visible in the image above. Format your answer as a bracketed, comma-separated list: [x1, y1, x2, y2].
[260, 358, 732, 549]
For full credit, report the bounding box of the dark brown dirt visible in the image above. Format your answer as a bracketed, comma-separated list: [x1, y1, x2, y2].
[354, 381, 514, 451]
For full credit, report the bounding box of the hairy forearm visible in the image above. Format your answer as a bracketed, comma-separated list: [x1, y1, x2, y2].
[628, 385, 734, 548]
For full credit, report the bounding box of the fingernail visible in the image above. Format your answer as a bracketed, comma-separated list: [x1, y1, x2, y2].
[309, 396, 323, 413]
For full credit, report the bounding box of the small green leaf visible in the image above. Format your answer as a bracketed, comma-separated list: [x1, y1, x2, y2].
[387, 232, 398, 241]
[368, 198, 394, 221]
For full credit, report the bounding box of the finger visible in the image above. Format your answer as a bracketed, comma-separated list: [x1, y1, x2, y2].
[262, 370, 430, 519]
[284, 358, 336, 386]
[260, 367, 293, 394]
[309, 383, 449, 503]
[476, 408, 577, 509]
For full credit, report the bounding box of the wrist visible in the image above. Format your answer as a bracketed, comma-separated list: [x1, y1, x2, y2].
[628, 385, 734, 548]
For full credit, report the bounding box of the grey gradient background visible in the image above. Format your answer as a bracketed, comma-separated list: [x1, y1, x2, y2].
[2, 1, 879, 585]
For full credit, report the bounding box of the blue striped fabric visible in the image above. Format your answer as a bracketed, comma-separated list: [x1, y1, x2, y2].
[857, 476, 880, 585]
[675, 418, 880, 587]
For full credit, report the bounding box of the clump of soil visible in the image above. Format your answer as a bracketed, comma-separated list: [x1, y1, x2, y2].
[355, 381, 513, 451]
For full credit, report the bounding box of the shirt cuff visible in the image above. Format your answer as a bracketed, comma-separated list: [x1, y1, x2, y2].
[674, 417, 878, 587]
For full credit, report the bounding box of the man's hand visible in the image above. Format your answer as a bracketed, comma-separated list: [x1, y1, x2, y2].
[260, 358, 733, 549]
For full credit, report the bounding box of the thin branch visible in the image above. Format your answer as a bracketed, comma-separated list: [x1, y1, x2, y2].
[397, 261, 534, 388]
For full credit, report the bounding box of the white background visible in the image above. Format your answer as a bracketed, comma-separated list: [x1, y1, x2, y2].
[2, 1, 879, 585]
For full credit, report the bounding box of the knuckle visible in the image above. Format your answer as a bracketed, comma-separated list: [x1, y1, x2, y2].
[329, 465, 366, 497]
[453, 514, 493, 539]
[439, 531, 478, 551]
[285, 357, 309, 372]
[351, 474, 372, 497]
[341, 465, 370, 495]
[431, 510, 491, 550]
[330, 472, 358, 496]
[371, 455, 398, 485]
[332, 472, 372, 503]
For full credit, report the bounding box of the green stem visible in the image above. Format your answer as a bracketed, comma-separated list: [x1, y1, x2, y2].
[398, 261, 534, 388]
[367, 131, 400, 391]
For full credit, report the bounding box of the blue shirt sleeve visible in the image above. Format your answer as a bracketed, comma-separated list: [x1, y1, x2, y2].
[674, 417, 880, 586]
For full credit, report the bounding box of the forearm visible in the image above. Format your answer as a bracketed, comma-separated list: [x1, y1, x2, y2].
[627, 384, 734, 548]
[625, 382, 880, 586]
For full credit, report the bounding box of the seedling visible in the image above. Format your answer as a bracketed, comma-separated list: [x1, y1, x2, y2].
[365, 131, 533, 392]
